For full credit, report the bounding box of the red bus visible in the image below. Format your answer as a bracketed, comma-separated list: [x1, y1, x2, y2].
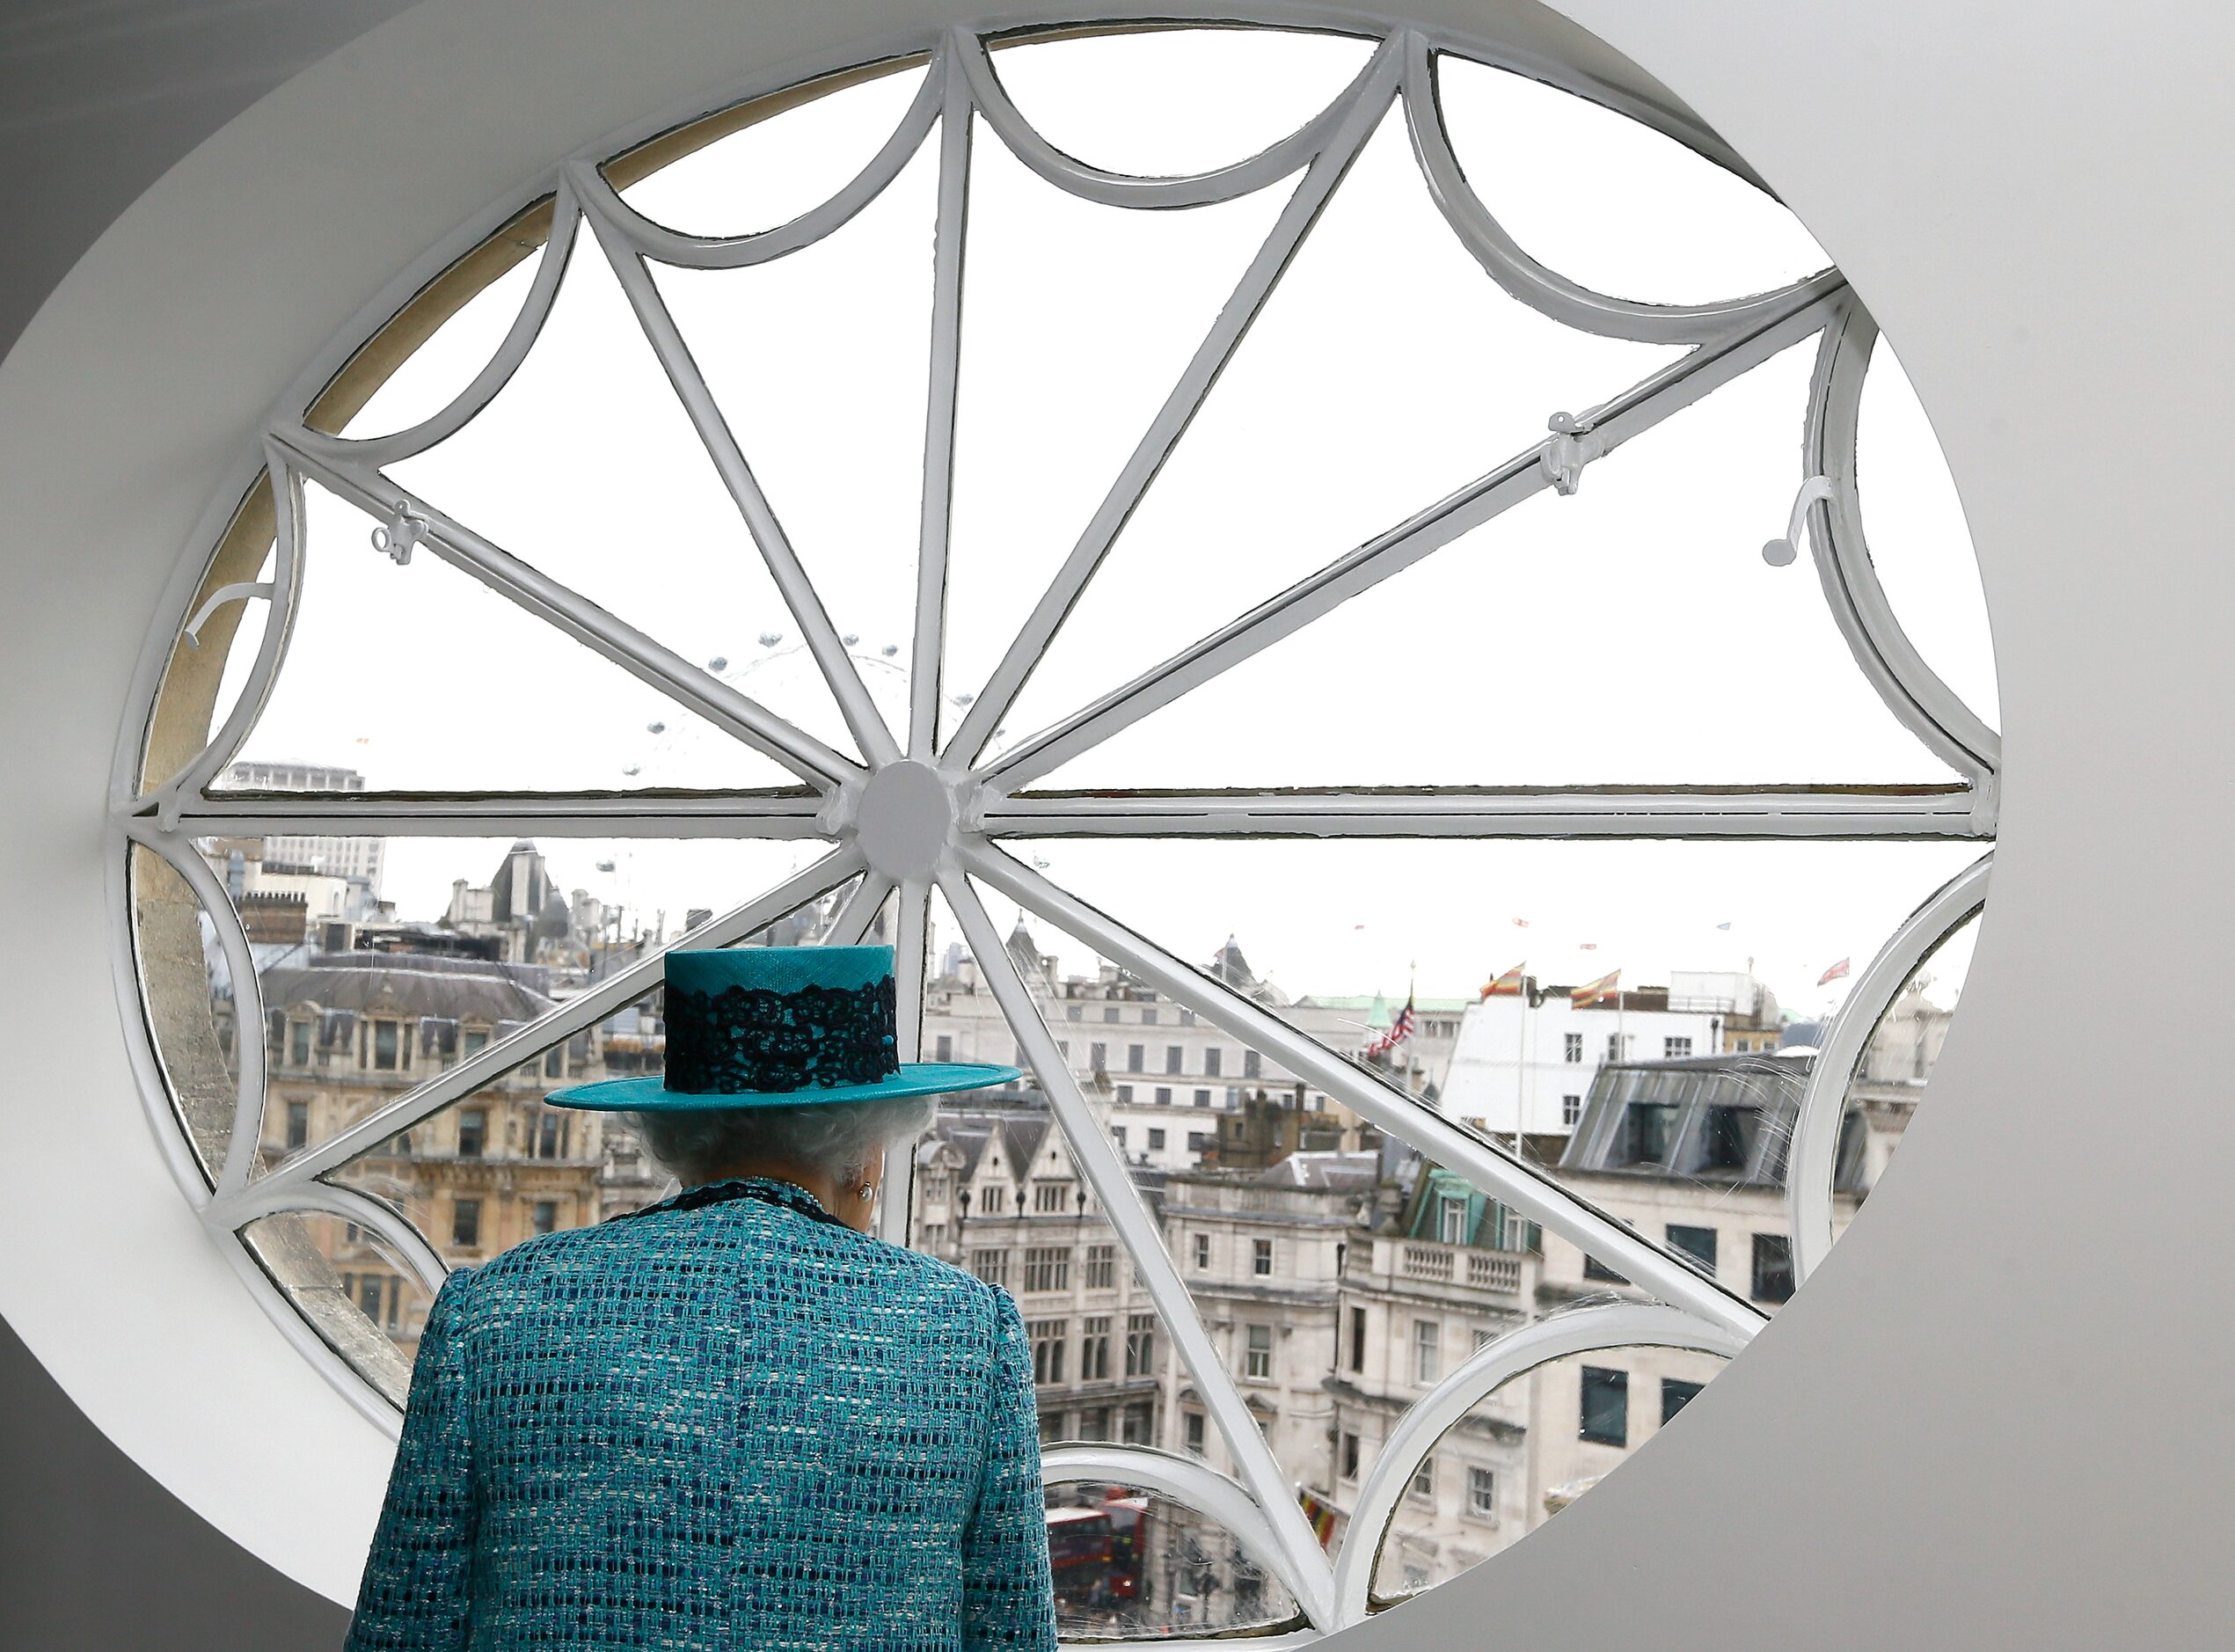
[1047, 1493, 1156, 1612]
[1102, 1495, 1151, 1601]
[1046, 1506, 1116, 1606]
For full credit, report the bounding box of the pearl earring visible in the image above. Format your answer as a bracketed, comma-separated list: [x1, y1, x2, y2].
[858, 1182, 874, 1202]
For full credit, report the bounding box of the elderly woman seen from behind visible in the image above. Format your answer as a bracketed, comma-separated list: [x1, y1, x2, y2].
[343, 946, 1056, 1650]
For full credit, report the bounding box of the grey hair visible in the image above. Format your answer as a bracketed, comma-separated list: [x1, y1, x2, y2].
[626, 1093, 939, 1190]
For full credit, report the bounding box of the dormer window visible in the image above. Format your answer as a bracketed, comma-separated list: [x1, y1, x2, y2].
[1619, 1101, 1679, 1168]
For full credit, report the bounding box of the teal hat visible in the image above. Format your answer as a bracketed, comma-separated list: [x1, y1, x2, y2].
[547, 944, 1021, 1112]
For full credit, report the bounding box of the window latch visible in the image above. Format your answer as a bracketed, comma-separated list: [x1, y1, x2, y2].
[1540, 411, 1604, 496]
[1762, 475, 1836, 567]
[181, 581, 274, 647]
[370, 503, 428, 566]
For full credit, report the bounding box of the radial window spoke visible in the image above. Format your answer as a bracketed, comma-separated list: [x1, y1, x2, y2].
[975, 275, 1847, 794]
[942, 42, 1399, 767]
[982, 784, 1985, 841]
[940, 873, 1341, 1626]
[645, 135, 940, 750]
[221, 847, 859, 1208]
[1017, 338, 1961, 792]
[990, 103, 1678, 766]
[163, 792, 826, 839]
[938, 127, 1302, 754]
[215, 832, 820, 1171]
[230, 473, 819, 793]
[380, 227, 866, 765]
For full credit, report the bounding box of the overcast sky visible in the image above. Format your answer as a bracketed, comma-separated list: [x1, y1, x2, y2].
[213, 26, 1996, 1021]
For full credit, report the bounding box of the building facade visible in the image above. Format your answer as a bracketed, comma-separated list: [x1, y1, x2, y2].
[921, 925, 1380, 1174]
[1438, 979, 1738, 1140]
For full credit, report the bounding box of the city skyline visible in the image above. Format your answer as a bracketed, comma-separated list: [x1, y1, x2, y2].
[311, 822, 1981, 1019]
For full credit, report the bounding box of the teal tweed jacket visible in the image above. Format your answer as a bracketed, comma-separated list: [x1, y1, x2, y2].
[344, 1177, 1056, 1650]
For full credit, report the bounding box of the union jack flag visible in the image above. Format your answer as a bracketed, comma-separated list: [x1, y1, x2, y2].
[1818, 957, 1852, 985]
[1366, 993, 1418, 1059]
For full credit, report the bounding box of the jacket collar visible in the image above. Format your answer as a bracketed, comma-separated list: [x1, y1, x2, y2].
[611, 1175, 846, 1228]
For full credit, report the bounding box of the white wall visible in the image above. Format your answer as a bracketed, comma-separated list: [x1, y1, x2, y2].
[1442, 993, 1718, 1135]
[0, 0, 2228, 1645]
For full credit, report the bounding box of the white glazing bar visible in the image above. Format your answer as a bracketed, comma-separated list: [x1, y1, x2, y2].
[877, 877, 931, 1246]
[822, 871, 894, 946]
[1328, 1302, 1747, 1624]
[1806, 305, 2002, 780]
[214, 848, 863, 1215]
[148, 452, 305, 822]
[153, 791, 827, 838]
[910, 66, 973, 760]
[1788, 850, 1990, 1278]
[981, 275, 1848, 792]
[962, 840, 1768, 1342]
[244, 1181, 453, 1297]
[942, 869, 1339, 1629]
[941, 39, 1403, 769]
[582, 55, 945, 271]
[958, 26, 1383, 209]
[1039, 1444, 1304, 1624]
[269, 434, 863, 789]
[981, 784, 1985, 839]
[294, 181, 584, 467]
[1400, 30, 1829, 346]
[127, 824, 271, 1197]
[574, 168, 902, 770]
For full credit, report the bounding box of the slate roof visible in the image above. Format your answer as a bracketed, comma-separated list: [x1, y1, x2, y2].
[259, 950, 556, 1024]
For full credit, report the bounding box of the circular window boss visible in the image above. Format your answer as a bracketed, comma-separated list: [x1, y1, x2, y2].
[119, 15, 1996, 1639]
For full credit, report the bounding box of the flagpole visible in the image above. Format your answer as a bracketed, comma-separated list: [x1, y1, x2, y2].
[1514, 963, 1527, 1159]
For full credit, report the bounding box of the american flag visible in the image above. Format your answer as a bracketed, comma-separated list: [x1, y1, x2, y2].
[1366, 993, 1418, 1059]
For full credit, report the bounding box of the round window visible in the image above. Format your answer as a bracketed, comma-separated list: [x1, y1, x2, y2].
[121, 17, 1995, 1639]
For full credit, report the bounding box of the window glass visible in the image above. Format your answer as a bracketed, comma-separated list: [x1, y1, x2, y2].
[1752, 1232, 1797, 1304]
[615, 62, 933, 238]
[1433, 55, 1829, 303]
[984, 27, 1373, 178]
[216, 480, 798, 792]
[186, 835, 814, 1175]
[128, 22, 1996, 1642]
[939, 116, 1296, 749]
[1367, 1344, 1732, 1607]
[237, 1215, 435, 1405]
[1854, 341, 2000, 726]
[1245, 1323, 1273, 1380]
[1042, 1479, 1300, 1639]
[1665, 1224, 1718, 1276]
